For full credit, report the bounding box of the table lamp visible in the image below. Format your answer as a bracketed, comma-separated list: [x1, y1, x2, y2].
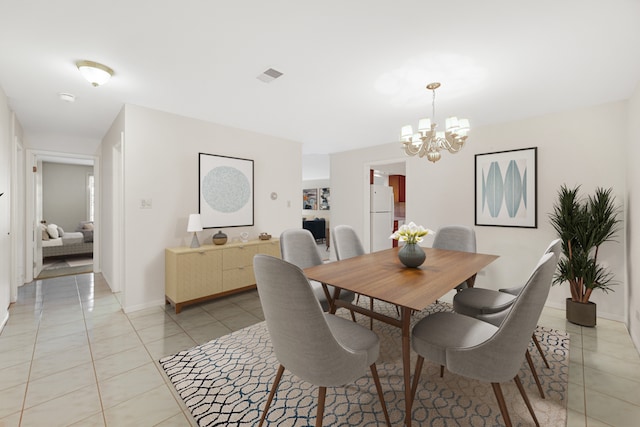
[187, 214, 203, 248]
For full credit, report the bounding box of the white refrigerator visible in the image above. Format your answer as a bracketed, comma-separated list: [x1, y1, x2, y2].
[370, 184, 394, 252]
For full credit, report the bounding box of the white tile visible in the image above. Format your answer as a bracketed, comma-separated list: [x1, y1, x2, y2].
[103, 384, 182, 426]
[583, 365, 640, 406]
[0, 383, 26, 419]
[20, 384, 102, 427]
[581, 350, 640, 382]
[98, 362, 165, 409]
[0, 410, 22, 427]
[24, 361, 96, 408]
[585, 388, 640, 426]
[182, 321, 232, 344]
[136, 321, 184, 344]
[90, 332, 144, 360]
[33, 330, 89, 359]
[154, 411, 197, 426]
[144, 332, 197, 360]
[93, 346, 153, 382]
[29, 345, 92, 380]
[0, 346, 35, 371]
[68, 412, 106, 426]
[0, 361, 30, 391]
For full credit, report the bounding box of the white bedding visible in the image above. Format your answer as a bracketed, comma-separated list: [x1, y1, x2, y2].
[43, 237, 62, 247]
[42, 231, 85, 247]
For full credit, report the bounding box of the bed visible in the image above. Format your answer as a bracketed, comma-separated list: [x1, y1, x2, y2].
[42, 221, 93, 258]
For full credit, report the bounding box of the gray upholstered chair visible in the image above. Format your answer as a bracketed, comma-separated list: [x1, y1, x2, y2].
[280, 228, 355, 318]
[253, 254, 391, 427]
[431, 225, 477, 291]
[332, 225, 398, 327]
[452, 238, 562, 373]
[410, 252, 557, 427]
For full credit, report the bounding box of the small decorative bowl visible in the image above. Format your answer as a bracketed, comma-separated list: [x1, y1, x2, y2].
[259, 233, 271, 240]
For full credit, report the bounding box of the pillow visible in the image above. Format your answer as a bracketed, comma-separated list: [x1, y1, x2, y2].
[57, 226, 64, 237]
[46, 223, 59, 239]
[42, 226, 50, 241]
[83, 223, 94, 231]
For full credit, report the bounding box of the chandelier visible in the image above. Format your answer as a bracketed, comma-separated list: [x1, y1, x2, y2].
[400, 82, 470, 163]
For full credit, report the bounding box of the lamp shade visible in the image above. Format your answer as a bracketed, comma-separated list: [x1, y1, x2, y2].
[187, 214, 203, 232]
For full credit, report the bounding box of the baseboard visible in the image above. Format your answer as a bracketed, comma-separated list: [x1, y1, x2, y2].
[0, 310, 9, 334]
[545, 300, 626, 323]
[122, 298, 167, 314]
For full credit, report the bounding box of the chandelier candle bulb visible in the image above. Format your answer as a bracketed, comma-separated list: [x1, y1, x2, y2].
[418, 118, 431, 132]
[401, 125, 413, 140]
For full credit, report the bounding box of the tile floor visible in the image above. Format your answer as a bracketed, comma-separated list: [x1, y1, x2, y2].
[1, 271, 639, 426]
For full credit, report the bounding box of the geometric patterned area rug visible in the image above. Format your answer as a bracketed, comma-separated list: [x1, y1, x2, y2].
[160, 301, 569, 426]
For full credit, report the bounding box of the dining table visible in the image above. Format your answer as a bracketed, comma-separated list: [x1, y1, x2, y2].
[304, 246, 498, 426]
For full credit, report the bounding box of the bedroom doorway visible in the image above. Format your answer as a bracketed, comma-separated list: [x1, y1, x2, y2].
[24, 149, 100, 283]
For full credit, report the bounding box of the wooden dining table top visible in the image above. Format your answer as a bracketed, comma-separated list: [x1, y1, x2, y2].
[304, 247, 499, 312]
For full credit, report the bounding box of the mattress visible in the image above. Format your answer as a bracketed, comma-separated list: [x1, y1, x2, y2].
[61, 231, 84, 245]
[42, 237, 63, 247]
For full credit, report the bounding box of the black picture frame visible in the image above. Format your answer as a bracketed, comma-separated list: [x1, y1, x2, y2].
[199, 153, 254, 228]
[475, 147, 537, 228]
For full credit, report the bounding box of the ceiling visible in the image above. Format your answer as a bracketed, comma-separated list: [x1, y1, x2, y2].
[1, 1, 639, 159]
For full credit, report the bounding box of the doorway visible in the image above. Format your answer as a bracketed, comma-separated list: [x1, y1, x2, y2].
[23, 149, 100, 284]
[366, 161, 406, 252]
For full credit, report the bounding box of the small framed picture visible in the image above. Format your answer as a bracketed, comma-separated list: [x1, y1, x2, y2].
[303, 188, 317, 210]
[475, 147, 537, 228]
[319, 187, 330, 210]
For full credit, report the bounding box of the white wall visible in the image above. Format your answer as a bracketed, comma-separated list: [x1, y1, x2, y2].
[100, 109, 125, 294]
[110, 105, 302, 312]
[332, 100, 628, 321]
[42, 162, 93, 231]
[0, 86, 11, 329]
[627, 82, 640, 350]
[26, 134, 101, 156]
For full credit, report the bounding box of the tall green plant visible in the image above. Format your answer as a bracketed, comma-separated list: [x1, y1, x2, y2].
[549, 185, 620, 303]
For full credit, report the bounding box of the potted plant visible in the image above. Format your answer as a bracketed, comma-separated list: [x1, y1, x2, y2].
[549, 185, 621, 326]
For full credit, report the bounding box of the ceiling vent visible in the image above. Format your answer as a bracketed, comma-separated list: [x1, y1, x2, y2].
[257, 68, 283, 83]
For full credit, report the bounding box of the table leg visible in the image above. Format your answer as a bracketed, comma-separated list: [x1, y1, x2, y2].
[401, 307, 412, 426]
[465, 273, 478, 288]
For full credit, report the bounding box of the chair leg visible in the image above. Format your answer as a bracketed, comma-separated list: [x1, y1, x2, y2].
[525, 349, 545, 399]
[440, 365, 445, 378]
[370, 363, 391, 426]
[490, 382, 512, 427]
[369, 297, 374, 330]
[410, 355, 425, 407]
[259, 364, 285, 427]
[514, 374, 540, 427]
[349, 309, 356, 322]
[316, 386, 326, 427]
[532, 332, 550, 369]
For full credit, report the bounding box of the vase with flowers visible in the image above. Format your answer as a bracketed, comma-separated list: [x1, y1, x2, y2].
[390, 222, 435, 268]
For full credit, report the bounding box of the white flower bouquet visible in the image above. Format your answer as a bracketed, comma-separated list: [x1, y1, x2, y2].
[389, 221, 435, 244]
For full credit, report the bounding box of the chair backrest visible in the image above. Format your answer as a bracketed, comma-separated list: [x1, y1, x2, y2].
[332, 225, 366, 260]
[447, 252, 557, 383]
[432, 225, 476, 253]
[432, 225, 476, 289]
[500, 238, 562, 297]
[279, 228, 323, 269]
[253, 254, 369, 385]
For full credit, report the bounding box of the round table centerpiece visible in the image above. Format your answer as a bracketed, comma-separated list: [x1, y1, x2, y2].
[389, 222, 435, 268]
